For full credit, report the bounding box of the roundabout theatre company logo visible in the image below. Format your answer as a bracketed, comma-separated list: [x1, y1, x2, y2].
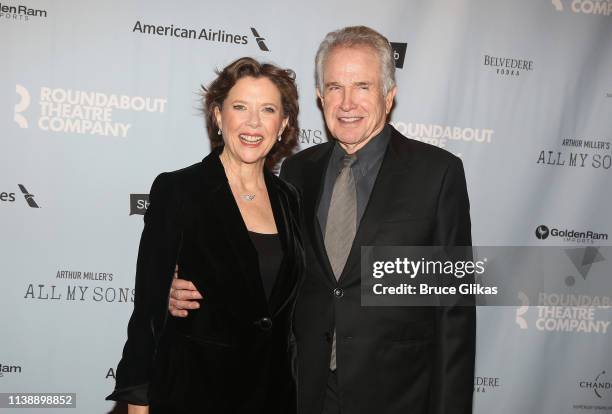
[390, 121, 494, 156]
[552, 0, 612, 16]
[514, 247, 610, 334]
[13, 84, 166, 138]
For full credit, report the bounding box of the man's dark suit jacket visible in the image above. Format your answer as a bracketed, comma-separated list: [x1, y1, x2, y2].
[108, 148, 304, 413]
[281, 126, 476, 414]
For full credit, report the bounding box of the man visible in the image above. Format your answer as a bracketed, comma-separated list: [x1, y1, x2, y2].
[170, 26, 475, 414]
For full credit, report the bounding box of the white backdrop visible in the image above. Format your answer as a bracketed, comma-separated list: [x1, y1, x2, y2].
[1, 0, 611, 412]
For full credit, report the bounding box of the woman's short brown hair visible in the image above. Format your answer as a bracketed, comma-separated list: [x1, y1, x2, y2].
[203, 57, 299, 168]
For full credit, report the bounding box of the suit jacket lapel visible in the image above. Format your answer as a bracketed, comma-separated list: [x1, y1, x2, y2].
[302, 143, 337, 286]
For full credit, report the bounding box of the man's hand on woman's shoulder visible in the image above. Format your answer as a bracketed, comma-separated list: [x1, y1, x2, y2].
[168, 266, 202, 318]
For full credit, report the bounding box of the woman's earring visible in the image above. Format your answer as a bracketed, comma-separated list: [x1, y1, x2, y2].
[277, 135, 282, 142]
[217, 129, 221, 135]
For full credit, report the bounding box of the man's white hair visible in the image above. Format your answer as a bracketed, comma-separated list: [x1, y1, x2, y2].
[315, 26, 396, 95]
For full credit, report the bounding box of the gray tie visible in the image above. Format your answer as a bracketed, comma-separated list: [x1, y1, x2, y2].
[324, 154, 357, 370]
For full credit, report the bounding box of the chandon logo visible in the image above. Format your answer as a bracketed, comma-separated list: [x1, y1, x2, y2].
[579, 370, 612, 398]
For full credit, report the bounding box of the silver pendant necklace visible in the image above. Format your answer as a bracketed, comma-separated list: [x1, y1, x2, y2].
[221, 152, 257, 202]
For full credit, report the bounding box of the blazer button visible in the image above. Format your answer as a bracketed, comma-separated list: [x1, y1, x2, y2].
[333, 288, 344, 298]
[255, 317, 273, 331]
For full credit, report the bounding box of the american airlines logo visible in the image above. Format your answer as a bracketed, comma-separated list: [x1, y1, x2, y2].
[130, 21, 271, 51]
[19, 184, 39, 208]
[0, 184, 40, 208]
[250, 28, 269, 51]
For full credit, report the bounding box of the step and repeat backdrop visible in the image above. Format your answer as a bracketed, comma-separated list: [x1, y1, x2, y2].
[1, 0, 611, 412]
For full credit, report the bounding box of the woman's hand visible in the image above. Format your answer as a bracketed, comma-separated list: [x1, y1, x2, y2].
[127, 404, 149, 414]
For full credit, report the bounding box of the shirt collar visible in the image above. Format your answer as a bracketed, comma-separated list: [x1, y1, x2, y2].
[331, 124, 390, 178]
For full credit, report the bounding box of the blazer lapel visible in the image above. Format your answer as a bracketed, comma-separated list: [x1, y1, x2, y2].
[200, 150, 269, 317]
[265, 172, 301, 316]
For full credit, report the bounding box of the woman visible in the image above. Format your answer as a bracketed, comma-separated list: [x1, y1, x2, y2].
[107, 57, 304, 413]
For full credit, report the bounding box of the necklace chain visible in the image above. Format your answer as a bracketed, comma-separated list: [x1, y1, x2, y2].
[220, 151, 258, 202]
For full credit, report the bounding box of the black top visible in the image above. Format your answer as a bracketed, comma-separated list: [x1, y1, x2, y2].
[317, 124, 391, 233]
[248, 231, 283, 300]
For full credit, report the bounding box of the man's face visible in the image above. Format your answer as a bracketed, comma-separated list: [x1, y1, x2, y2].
[318, 45, 396, 154]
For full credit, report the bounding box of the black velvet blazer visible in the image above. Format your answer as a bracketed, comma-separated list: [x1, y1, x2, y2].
[107, 148, 304, 413]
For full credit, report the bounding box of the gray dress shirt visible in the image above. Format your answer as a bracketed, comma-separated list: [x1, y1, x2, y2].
[317, 124, 391, 234]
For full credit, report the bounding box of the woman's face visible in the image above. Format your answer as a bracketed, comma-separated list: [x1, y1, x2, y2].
[215, 76, 288, 166]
